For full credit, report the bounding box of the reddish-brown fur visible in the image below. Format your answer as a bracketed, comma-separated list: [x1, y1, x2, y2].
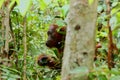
[46, 24, 66, 58]
[37, 54, 61, 69]
[37, 24, 66, 69]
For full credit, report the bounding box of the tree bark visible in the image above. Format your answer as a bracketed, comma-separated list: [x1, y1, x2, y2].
[106, 0, 114, 69]
[61, 0, 98, 80]
[4, 0, 11, 56]
[23, 16, 27, 80]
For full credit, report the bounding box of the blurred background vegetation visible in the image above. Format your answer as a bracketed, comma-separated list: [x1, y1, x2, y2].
[0, 0, 120, 80]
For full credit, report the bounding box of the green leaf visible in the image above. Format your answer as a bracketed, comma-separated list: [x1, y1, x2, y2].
[39, 0, 47, 10]
[97, 5, 103, 13]
[61, 4, 69, 17]
[111, 2, 120, 15]
[112, 2, 118, 7]
[0, 0, 5, 9]
[88, 0, 94, 5]
[98, 75, 107, 80]
[110, 76, 120, 80]
[110, 68, 120, 75]
[116, 12, 120, 23]
[56, 20, 65, 26]
[15, 0, 20, 5]
[112, 12, 120, 31]
[17, 0, 32, 17]
[9, 0, 16, 10]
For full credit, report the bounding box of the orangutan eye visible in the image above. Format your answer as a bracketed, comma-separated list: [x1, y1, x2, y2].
[47, 31, 52, 35]
[58, 42, 61, 45]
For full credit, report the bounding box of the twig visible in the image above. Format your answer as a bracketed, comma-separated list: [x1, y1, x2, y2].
[106, 0, 114, 69]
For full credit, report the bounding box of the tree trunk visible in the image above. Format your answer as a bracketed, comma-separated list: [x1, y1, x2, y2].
[23, 16, 27, 80]
[61, 0, 98, 80]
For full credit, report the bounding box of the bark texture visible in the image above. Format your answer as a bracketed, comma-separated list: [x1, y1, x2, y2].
[61, 0, 98, 80]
